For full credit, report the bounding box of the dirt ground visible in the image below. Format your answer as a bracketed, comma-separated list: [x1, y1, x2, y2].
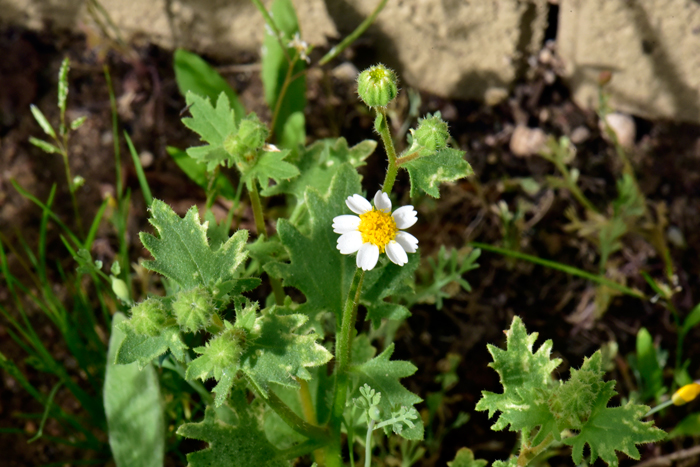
[1, 22, 700, 467]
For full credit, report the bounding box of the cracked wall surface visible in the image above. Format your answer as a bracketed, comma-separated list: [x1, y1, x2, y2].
[2, 0, 699, 123]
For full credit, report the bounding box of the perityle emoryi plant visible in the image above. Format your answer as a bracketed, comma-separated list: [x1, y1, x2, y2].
[112, 62, 473, 466]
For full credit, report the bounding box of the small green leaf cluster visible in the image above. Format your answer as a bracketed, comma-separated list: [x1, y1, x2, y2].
[476, 316, 665, 467]
[182, 91, 299, 187]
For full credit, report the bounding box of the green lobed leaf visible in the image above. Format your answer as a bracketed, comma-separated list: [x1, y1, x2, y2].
[104, 313, 165, 467]
[260, 137, 374, 201]
[564, 398, 665, 466]
[350, 344, 424, 440]
[403, 147, 473, 198]
[475, 316, 561, 435]
[177, 393, 288, 467]
[264, 163, 362, 332]
[186, 304, 331, 405]
[261, 0, 306, 144]
[242, 149, 300, 189]
[447, 448, 488, 467]
[174, 48, 245, 124]
[115, 322, 187, 370]
[139, 199, 249, 291]
[240, 306, 332, 396]
[181, 92, 237, 171]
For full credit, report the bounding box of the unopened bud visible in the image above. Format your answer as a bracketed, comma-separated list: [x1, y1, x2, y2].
[173, 287, 215, 333]
[411, 112, 450, 152]
[224, 114, 269, 160]
[672, 381, 700, 406]
[357, 64, 398, 108]
[130, 298, 169, 336]
[111, 277, 130, 303]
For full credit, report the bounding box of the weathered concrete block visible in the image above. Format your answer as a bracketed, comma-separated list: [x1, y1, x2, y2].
[324, 0, 548, 101]
[1, 0, 548, 103]
[558, 0, 700, 123]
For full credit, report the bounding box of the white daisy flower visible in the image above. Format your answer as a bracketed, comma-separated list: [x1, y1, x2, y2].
[332, 191, 419, 271]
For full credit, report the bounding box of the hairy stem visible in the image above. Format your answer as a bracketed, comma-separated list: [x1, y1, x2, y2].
[376, 109, 398, 193]
[517, 433, 554, 467]
[326, 268, 365, 466]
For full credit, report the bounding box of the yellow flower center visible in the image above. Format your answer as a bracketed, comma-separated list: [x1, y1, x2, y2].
[358, 209, 398, 253]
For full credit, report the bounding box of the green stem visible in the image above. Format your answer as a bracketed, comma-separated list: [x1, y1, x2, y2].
[59, 148, 83, 235]
[248, 180, 286, 305]
[258, 383, 330, 441]
[326, 268, 365, 467]
[471, 242, 645, 299]
[553, 159, 599, 214]
[270, 54, 300, 137]
[376, 109, 398, 193]
[517, 433, 554, 467]
[319, 0, 389, 65]
[250, 0, 291, 63]
[161, 357, 213, 405]
[395, 151, 420, 167]
[365, 419, 375, 467]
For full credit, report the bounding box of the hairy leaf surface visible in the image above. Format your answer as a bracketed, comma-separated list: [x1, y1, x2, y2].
[403, 147, 473, 198]
[181, 92, 237, 171]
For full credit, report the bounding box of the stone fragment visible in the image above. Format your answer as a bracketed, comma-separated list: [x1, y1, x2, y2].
[558, 0, 700, 124]
[600, 112, 636, 149]
[510, 125, 547, 157]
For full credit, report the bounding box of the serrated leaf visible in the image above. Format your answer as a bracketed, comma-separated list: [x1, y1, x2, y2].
[177, 395, 288, 467]
[447, 448, 488, 467]
[104, 313, 164, 467]
[350, 344, 424, 440]
[261, 0, 306, 144]
[182, 92, 237, 171]
[174, 48, 245, 124]
[475, 316, 561, 434]
[242, 149, 300, 189]
[261, 137, 374, 200]
[403, 147, 473, 198]
[115, 323, 187, 369]
[564, 400, 665, 466]
[166, 146, 236, 200]
[139, 199, 249, 291]
[264, 163, 362, 332]
[241, 306, 332, 396]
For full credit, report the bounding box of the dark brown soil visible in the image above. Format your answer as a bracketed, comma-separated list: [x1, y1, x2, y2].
[1, 22, 700, 467]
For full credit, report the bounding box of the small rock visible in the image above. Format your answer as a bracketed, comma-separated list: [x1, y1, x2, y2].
[600, 112, 636, 149]
[570, 126, 591, 144]
[510, 125, 547, 157]
[484, 87, 509, 106]
[667, 226, 686, 248]
[139, 150, 154, 168]
[331, 62, 359, 82]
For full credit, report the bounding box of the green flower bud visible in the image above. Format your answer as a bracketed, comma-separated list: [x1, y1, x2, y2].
[357, 64, 398, 108]
[111, 277, 130, 303]
[368, 405, 382, 422]
[194, 325, 246, 380]
[130, 298, 169, 336]
[172, 287, 215, 333]
[411, 112, 450, 152]
[224, 114, 269, 160]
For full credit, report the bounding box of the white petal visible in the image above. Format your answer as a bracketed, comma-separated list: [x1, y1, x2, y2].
[385, 241, 408, 266]
[373, 190, 392, 213]
[346, 194, 372, 215]
[392, 205, 417, 229]
[337, 231, 363, 254]
[356, 243, 379, 271]
[332, 215, 360, 234]
[395, 231, 419, 253]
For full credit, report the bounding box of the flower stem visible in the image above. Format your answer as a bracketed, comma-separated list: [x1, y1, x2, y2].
[248, 180, 286, 305]
[376, 108, 398, 194]
[365, 419, 376, 467]
[326, 268, 365, 466]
